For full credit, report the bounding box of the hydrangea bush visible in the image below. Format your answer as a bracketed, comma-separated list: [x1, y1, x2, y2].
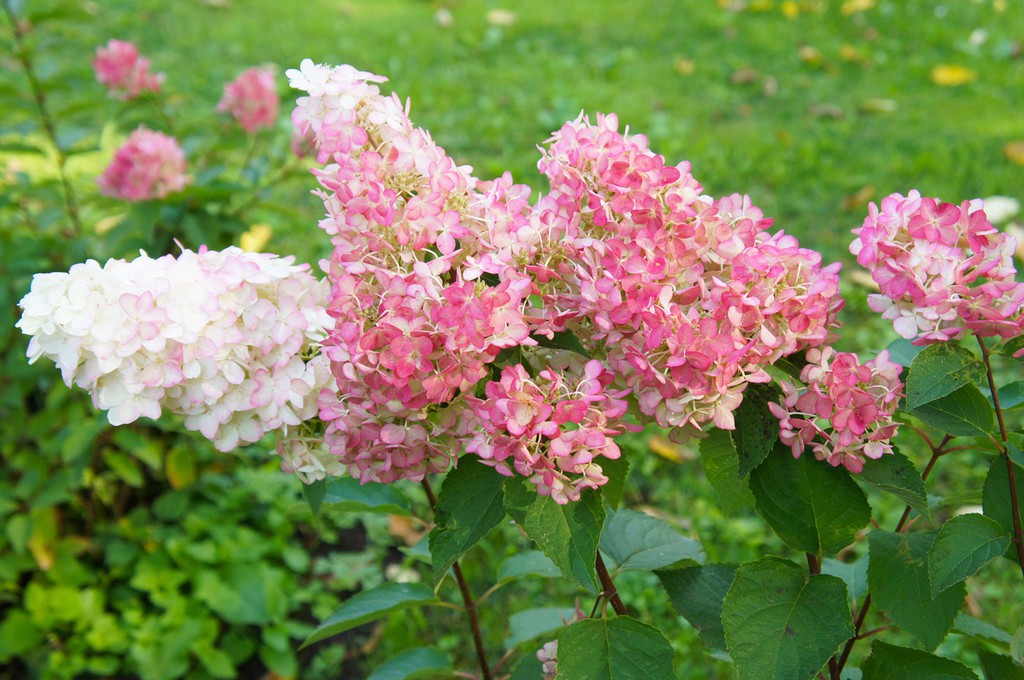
[13, 54, 1024, 680]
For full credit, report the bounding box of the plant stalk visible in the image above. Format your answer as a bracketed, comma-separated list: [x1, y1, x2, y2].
[3, 0, 83, 237]
[421, 479, 493, 680]
[977, 338, 1024, 576]
[595, 552, 627, 616]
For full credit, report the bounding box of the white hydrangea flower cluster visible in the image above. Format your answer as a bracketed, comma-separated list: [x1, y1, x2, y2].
[17, 247, 333, 451]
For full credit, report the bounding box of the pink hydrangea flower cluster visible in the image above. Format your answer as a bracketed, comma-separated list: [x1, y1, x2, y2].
[17, 247, 331, 453]
[768, 347, 904, 473]
[98, 127, 189, 201]
[93, 39, 164, 100]
[288, 59, 538, 485]
[286, 60, 847, 495]
[466, 360, 631, 503]
[851, 191, 1024, 344]
[217, 66, 280, 134]
[520, 114, 845, 433]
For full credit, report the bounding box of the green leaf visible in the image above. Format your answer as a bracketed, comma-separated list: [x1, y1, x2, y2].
[366, 648, 453, 680]
[429, 460, 507, 586]
[0, 609, 43, 661]
[508, 653, 546, 680]
[996, 381, 1024, 410]
[657, 564, 737, 652]
[721, 557, 853, 680]
[531, 329, 591, 358]
[734, 383, 782, 478]
[886, 337, 924, 367]
[1000, 336, 1024, 360]
[928, 513, 1010, 596]
[911, 384, 994, 438]
[504, 478, 604, 593]
[906, 343, 986, 410]
[954, 613, 1013, 645]
[303, 479, 326, 516]
[868, 530, 965, 650]
[749, 448, 870, 555]
[978, 651, 1024, 680]
[259, 644, 298, 679]
[600, 507, 704, 572]
[323, 477, 411, 515]
[699, 428, 754, 512]
[302, 583, 439, 648]
[862, 641, 978, 679]
[505, 607, 578, 648]
[601, 455, 630, 510]
[821, 556, 869, 611]
[497, 551, 562, 583]
[857, 448, 931, 522]
[106, 451, 144, 487]
[556, 616, 675, 680]
[1014, 624, 1024, 665]
[982, 456, 1024, 565]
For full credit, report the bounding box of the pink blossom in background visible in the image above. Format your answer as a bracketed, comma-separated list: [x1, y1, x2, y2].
[98, 127, 188, 201]
[769, 348, 904, 473]
[218, 66, 280, 134]
[851, 191, 1024, 345]
[93, 39, 164, 100]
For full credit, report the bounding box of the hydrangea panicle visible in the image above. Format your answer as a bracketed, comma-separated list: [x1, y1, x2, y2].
[98, 127, 189, 201]
[218, 66, 280, 134]
[851, 191, 1024, 345]
[17, 247, 332, 453]
[93, 39, 164, 100]
[769, 348, 904, 473]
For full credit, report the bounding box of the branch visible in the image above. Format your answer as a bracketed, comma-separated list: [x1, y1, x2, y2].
[422, 479, 493, 680]
[595, 552, 627, 616]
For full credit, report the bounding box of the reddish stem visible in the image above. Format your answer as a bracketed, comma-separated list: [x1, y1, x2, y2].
[421, 479, 493, 680]
[595, 552, 627, 616]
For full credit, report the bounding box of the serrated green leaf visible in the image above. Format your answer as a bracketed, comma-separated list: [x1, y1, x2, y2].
[982, 457, 1024, 565]
[821, 556, 869, 611]
[531, 329, 591, 358]
[497, 551, 561, 583]
[366, 647, 452, 680]
[734, 383, 782, 478]
[323, 477, 411, 515]
[978, 651, 1024, 680]
[303, 479, 326, 516]
[906, 344, 986, 410]
[600, 507, 704, 572]
[699, 428, 754, 512]
[302, 583, 439, 648]
[862, 641, 978, 679]
[504, 478, 604, 593]
[953, 612, 1013, 645]
[657, 564, 737, 652]
[996, 381, 1024, 410]
[928, 513, 1010, 596]
[868, 530, 964, 650]
[857, 448, 931, 522]
[1013, 625, 1024, 665]
[556, 616, 675, 680]
[749, 448, 870, 555]
[911, 384, 994, 438]
[721, 557, 853, 680]
[886, 337, 924, 367]
[429, 460, 507, 586]
[601, 455, 630, 510]
[505, 607, 578, 648]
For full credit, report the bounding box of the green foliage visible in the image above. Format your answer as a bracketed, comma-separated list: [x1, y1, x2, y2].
[657, 564, 737, 652]
[749, 447, 871, 555]
[302, 583, 440, 649]
[600, 507, 705, 572]
[556, 616, 675, 680]
[365, 648, 452, 680]
[928, 514, 1011, 597]
[861, 641, 979, 680]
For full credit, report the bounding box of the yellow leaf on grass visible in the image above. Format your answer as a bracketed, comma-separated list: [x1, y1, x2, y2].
[781, 1, 799, 18]
[1003, 141, 1024, 165]
[841, 0, 875, 15]
[650, 435, 690, 462]
[930, 64, 977, 86]
[239, 223, 272, 252]
[674, 57, 696, 76]
[166, 447, 197, 490]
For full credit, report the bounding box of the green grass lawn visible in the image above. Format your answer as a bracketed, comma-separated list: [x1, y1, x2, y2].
[95, 0, 1024, 266]
[5, 0, 1024, 677]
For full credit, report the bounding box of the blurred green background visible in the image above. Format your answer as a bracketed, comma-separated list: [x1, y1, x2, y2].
[2, 0, 1023, 678]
